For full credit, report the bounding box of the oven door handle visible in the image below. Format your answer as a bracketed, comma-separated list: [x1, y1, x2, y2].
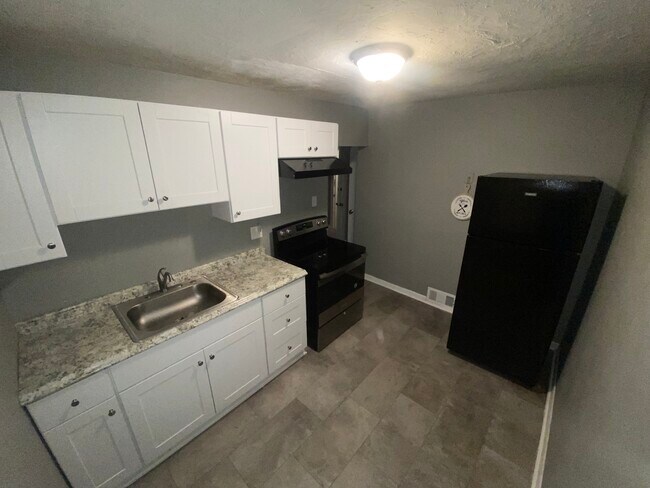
[318, 254, 366, 282]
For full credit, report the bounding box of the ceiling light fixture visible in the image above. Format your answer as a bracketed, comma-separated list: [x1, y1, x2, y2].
[350, 43, 413, 82]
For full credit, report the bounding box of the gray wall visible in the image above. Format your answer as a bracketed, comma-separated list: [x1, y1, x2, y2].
[354, 83, 645, 296]
[0, 50, 368, 147]
[542, 91, 650, 487]
[0, 52, 367, 487]
[0, 305, 67, 488]
[0, 177, 328, 321]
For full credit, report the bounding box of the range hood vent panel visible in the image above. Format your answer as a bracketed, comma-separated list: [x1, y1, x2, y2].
[279, 158, 352, 179]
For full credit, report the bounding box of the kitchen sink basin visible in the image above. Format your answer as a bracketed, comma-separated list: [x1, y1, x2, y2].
[112, 277, 238, 342]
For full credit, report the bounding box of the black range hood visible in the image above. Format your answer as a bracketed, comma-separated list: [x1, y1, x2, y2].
[279, 157, 352, 179]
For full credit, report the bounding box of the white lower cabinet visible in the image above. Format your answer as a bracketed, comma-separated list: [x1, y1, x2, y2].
[43, 397, 141, 488]
[120, 350, 215, 464]
[30, 280, 307, 488]
[205, 318, 268, 413]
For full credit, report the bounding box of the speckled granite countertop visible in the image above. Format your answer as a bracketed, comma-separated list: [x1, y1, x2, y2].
[17, 248, 306, 406]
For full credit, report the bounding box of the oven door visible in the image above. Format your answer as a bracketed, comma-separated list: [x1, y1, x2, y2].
[317, 254, 366, 326]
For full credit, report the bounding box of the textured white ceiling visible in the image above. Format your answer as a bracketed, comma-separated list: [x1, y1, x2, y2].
[1, 0, 649, 106]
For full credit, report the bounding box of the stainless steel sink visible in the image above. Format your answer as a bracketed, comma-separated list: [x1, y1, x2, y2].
[112, 277, 238, 342]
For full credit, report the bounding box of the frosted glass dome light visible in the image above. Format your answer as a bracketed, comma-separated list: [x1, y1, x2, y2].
[350, 43, 412, 82]
[355, 52, 405, 82]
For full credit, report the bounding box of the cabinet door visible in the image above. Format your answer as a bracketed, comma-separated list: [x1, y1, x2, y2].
[44, 397, 141, 488]
[205, 318, 268, 413]
[277, 117, 311, 158]
[310, 121, 339, 157]
[120, 350, 215, 464]
[219, 111, 280, 221]
[21, 93, 158, 224]
[0, 92, 66, 270]
[139, 102, 229, 209]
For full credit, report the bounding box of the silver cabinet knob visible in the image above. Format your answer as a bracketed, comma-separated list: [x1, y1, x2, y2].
[198, 360, 204, 366]
[108, 409, 116, 417]
[71, 399, 80, 407]
[209, 354, 215, 360]
[314, 147, 318, 151]
[147, 197, 154, 203]
[47, 243, 57, 250]
[307, 147, 312, 151]
[235, 211, 242, 216]
[288, 345, 293, 351]
[348, 209, 354, 215]
[286, 318, 291, 323]
[285, 294, 290, 298]
[162, 196, 169, 201]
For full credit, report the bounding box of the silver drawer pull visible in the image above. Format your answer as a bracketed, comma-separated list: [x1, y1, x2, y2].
[285, 294, 290, 298]
[71, 399, 80, 407]
[288, 345, 293, 351]
[286, 318, 291, 323]
[108, 409, 116, 417]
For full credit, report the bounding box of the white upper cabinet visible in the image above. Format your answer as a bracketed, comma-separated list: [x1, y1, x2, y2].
[139, 102, 229, 209]
[213, 111, 281, 222]
[0, 92, 66, 271]
[277, 117, 339, 158]
[309, 121, 339, 157]
[21, 93, 159, 224]
[276, 117, 311, 158]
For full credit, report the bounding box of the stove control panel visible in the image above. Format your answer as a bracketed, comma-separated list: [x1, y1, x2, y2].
[275, 217, 328, 241]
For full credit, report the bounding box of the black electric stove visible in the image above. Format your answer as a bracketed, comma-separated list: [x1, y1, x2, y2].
[272, 216, 366, 351]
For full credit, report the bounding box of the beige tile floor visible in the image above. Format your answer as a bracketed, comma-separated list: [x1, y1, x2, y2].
[132, 282, 545, 488]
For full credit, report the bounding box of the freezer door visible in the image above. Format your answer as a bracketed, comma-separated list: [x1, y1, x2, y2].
[469, 176, 601, 253]
[447, 235, 579, 386]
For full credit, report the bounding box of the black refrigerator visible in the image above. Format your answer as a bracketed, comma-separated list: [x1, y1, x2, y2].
[447, 173, 615, 387]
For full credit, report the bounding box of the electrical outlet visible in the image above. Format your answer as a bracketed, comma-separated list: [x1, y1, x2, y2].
[311, 195, 317, 207]
[250, 225, 262, 240]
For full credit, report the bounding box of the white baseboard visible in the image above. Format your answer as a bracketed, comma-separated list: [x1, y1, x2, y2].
[531, 346, 559, 488]
[365, 274, 454, 313]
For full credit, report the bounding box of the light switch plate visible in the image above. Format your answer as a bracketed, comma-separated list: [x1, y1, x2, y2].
[311, 195, 317, 207]
[250, 225, 263, 240]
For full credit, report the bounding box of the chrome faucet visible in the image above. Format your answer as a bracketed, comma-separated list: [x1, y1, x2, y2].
[157, 268, 175, 292]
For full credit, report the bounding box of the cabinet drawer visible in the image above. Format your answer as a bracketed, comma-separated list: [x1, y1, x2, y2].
[28, 371, 114, 433]
[264, 298, 306, 344]
[262, 279, 305, 315]
[268, 329, 306, 374]
[111, 300, 262, 391]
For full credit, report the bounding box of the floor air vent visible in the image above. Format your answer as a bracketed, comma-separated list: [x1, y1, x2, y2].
[427, 287, 456, 310]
